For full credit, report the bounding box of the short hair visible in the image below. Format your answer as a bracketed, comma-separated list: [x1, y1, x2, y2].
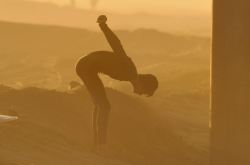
[138, 74, 158, 96]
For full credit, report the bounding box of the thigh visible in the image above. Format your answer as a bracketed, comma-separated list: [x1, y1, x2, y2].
[80, 73, 110, 111]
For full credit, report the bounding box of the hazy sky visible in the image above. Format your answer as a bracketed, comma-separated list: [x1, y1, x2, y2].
[33, 0, 212, 14]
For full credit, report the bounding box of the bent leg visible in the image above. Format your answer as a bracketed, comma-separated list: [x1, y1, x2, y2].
[93, 106, 98, 145]
[97, 100, 111, 145]
[77, 70, 111, 146]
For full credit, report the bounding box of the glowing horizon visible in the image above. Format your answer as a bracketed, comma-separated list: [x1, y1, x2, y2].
[31, 0, 212, 15]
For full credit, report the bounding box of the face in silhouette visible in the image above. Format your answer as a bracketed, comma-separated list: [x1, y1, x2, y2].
[133, 80, 145, 96]
[132, 74, 158, 97]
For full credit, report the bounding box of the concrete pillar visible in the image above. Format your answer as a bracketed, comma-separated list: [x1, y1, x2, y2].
[211, 0, 250, 165]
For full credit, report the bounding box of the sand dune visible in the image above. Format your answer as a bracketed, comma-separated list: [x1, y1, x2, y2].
[0, 20, 209, 164]
[0, 86, 208, 165]
[0, 20, 210, 92]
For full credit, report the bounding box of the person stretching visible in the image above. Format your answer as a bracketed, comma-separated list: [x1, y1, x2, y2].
[76, 15, 158, 146]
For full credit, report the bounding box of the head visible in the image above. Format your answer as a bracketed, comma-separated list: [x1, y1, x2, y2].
[132, 74, 158, 97]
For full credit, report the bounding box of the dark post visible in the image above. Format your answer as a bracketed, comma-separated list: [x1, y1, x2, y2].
[211, 0, 250, 165]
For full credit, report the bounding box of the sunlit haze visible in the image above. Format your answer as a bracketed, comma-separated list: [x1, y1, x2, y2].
[32, 0, 211, 14]
[0, 0, 212, 164]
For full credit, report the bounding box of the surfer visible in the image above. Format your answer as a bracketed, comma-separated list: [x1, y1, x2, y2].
[76, 15, 158, 146]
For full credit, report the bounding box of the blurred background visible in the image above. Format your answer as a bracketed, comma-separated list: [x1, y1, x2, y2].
[0, 0, 211, 165]
[0, 0, 211, 36]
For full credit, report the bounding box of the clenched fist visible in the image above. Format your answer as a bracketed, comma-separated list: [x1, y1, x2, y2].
[97, 15, 107, 24]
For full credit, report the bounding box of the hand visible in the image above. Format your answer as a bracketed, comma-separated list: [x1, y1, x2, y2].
[97, 15, 107, 24]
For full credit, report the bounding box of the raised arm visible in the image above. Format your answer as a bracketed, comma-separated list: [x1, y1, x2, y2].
[97, 15, 127, 56]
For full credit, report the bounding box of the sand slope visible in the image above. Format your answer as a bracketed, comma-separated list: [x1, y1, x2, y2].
[0, 86, 208, 165]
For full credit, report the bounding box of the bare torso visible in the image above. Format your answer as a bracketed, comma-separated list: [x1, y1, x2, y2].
[76, 51, 137, 81]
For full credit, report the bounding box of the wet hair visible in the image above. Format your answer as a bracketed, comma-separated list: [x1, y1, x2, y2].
[137, 74, 158, 96]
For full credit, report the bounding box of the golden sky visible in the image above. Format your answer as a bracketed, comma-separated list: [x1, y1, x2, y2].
[33, 0, 211, 14]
